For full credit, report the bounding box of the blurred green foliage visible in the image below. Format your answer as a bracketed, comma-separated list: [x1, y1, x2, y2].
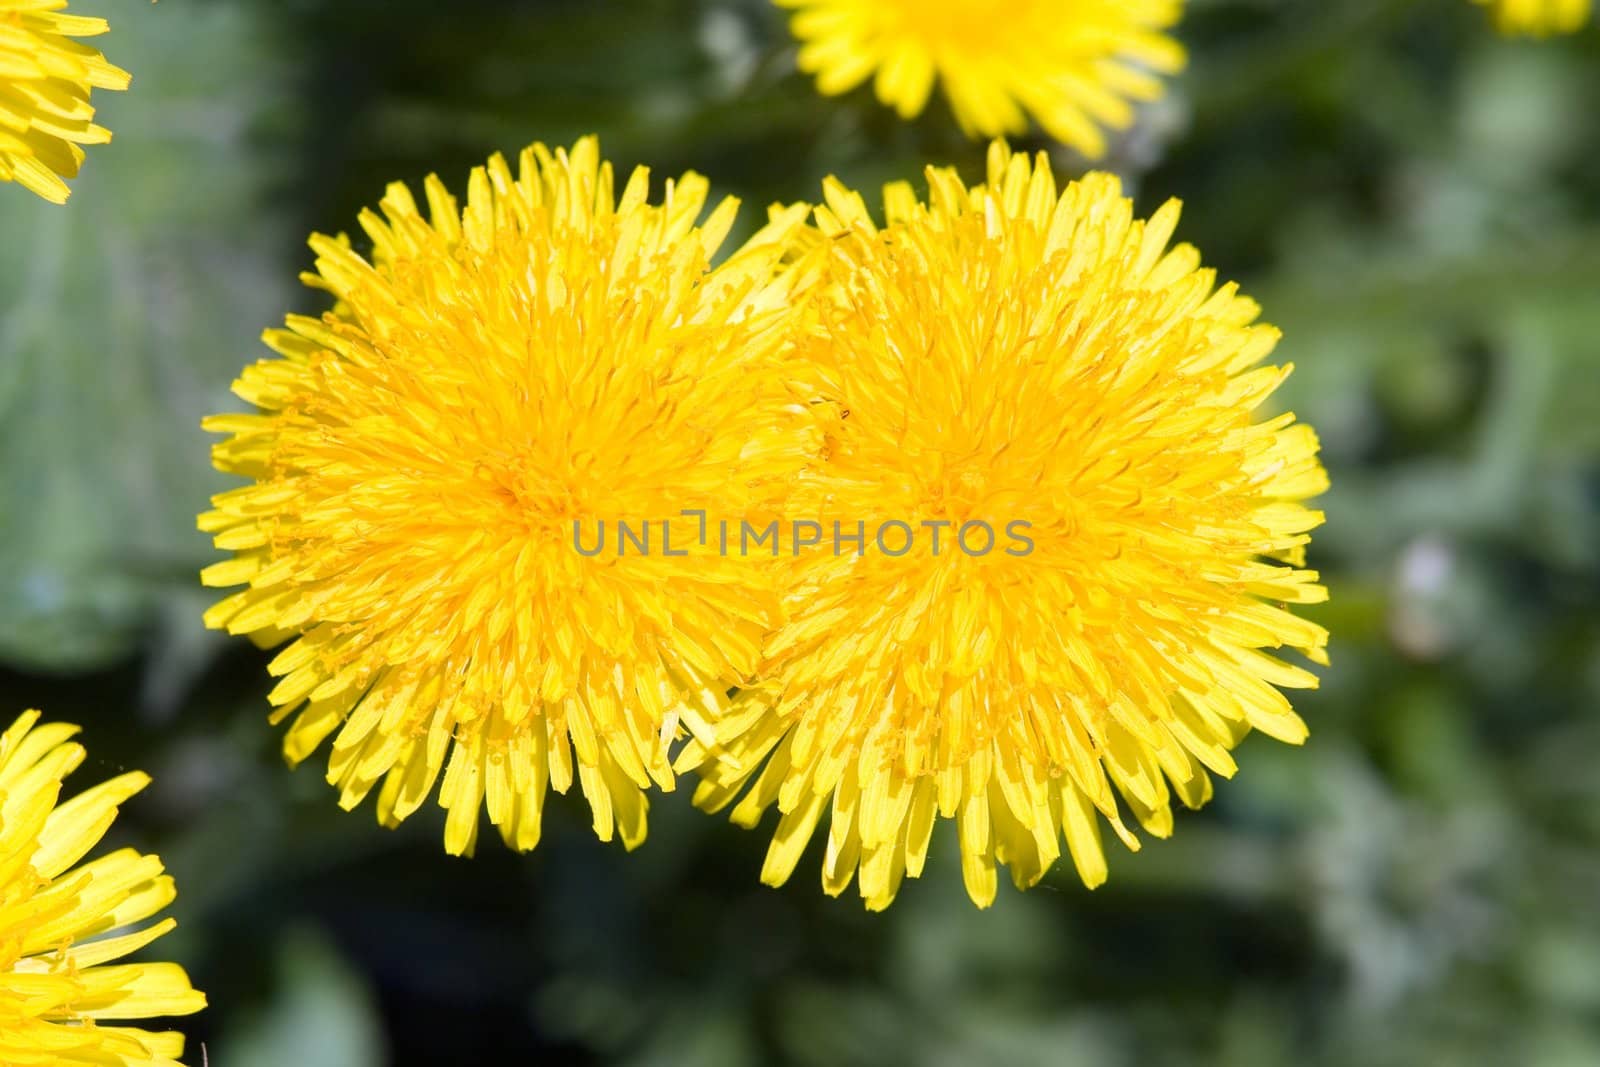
[1, 0, 1598, 1064]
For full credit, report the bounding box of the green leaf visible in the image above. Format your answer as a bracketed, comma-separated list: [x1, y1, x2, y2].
[0, 0, 298, 671]
[212, 928, 388, 1067]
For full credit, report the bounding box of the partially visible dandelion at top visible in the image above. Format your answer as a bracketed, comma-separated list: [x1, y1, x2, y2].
[685, 143, 1330, 910]
[1474, 0, 1590, 34]
[773, 0, 1185, 159]
[202, 137, 816, 858]
[0, 710, 207, 1064]
[0, 0, 130, 203]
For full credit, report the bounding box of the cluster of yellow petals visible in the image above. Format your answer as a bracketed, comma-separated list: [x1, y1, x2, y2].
[0, 711, 205, 1066]
[686, 144, 1330, 909]
[202, 138, 816, 858]
[201, 136, 1332, 909]
[0, 0, 129, 203]
[775, 0, 1185, 158]
[1474, 0, 1591, 34]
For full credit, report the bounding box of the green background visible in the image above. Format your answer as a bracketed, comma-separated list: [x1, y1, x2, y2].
[2, 0, 1598, 1063]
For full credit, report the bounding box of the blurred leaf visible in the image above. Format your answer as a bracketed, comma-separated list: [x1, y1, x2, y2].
[212, 928, 388, 1067]
[0, 0, 296, 671]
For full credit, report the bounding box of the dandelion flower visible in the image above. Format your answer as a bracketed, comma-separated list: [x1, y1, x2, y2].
[1474, 0, 1590, 34]
[202, 138, 814, 857]
[685, 143, 1330, 909]
[774, 0, 1186, 158]
[0, 0, 130, 203]
[0, 710, 206, 1064]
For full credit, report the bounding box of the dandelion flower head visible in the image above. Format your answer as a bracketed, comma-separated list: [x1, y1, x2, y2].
[775, 0, 1186, 158]
[202, 138, 815, 858]
[0, 0, 130, 203]
[687, 142, 1330, 909]
[1474, 0, 1590, 34]
[0, 710, 206, 1065]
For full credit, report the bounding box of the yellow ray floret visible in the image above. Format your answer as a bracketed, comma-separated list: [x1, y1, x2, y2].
[774, 0, 1185, 158]
[0, 710, 206, 1065]
[1474, 0, 1590, 34]
[202, 137, 816, 858]
[0, 0, 130, 203]
[684, 142, 1330, 910]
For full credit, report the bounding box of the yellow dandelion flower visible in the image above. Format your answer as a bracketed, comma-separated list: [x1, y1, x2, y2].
[201, 137, 814, 858]
[685, 143, 1330, 910]
[1474, 0, 1590, 34]
[0, 710, 206, 1065]
[0, 0, 130, 204]
[774, 0, 1186, 158]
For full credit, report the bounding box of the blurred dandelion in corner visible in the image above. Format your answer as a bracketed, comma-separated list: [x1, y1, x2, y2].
[772, 0, 1185, 158]
[0, 0, 130, 203]
[201, 137, 817, 858]
[685, 143, 1330, 910]
[0, 710, 207, 1064]
[1474, 0, 1590, 34]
